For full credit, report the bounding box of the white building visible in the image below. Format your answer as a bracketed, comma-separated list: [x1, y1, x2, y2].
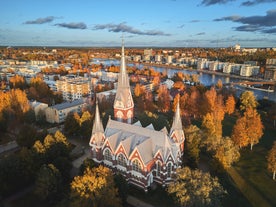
[45, 99, 86, 123]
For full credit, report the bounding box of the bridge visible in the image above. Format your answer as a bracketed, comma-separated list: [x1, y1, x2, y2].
[230, 81, 275, 86]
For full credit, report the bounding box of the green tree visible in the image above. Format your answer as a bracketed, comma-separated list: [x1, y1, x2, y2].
[34, 164, 62, 202]
[70, 165, 122, 207]
[267, 141, 276, 180]
[167, 167, 226, 207]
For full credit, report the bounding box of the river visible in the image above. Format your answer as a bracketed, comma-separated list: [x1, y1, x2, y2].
[92, 58, 276, 102]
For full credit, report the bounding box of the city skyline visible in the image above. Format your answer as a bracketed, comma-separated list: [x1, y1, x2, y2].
[1, 0, 276, 48]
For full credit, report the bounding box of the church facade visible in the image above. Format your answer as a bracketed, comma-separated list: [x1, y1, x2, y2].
[89, 41, 185, 191]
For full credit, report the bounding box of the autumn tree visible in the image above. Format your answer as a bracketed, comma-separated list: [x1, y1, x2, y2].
[231, 107, 263, 150]
[167, 167, 226, 207]
[156, 84, 171, 113]
[239, 90, 258, 111]
[216, 79, 223, 89]
[70, 165, 122, 207]
[225, 95, 236, 115]
[9, 75, 26, 89]
[184, 125, 202, 167]
[202, 87, 225, 151]
[214, 137, 240, 169]
[64, 112, 81, 136]
[267, 141, 276, 180]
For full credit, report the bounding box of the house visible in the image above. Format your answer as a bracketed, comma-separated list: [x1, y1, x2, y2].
[45, 99, 86, 123]
[89, 40, 185, 191]
[29, 100, 48, 121]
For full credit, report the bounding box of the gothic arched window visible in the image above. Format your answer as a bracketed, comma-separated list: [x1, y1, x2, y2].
[132, 159, 142, 173]
[103, 149, 112, 161]
[117, 153, 127, 167]
[156, 161, 162, 177]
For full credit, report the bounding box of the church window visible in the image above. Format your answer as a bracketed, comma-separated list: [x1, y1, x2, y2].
[167, 162, 172, 178]
[117, 153, 127, 167]
[156, 161, 162, 177]
[132, 159, 142, 173]
[104, 149, 112, 161]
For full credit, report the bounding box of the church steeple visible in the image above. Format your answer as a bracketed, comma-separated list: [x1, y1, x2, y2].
[170, 101, 182, 132]
[170, 100, 185, 154]
[117, 38, 130, 88]
[89, 100, 105, 147]
[113, 38, 134, 123]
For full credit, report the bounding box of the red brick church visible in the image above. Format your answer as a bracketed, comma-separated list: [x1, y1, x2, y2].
[89, 40, 185, 191]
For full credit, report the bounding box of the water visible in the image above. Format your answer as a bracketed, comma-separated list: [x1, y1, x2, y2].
[91, 58, 276, 102]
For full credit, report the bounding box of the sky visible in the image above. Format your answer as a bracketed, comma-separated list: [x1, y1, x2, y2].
[0, 0, 276, 48]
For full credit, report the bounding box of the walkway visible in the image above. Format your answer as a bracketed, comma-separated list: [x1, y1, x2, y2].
[127, 196, 155, 207]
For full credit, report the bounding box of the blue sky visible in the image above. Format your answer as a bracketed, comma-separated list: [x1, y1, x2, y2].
[0, 0, 275, 47]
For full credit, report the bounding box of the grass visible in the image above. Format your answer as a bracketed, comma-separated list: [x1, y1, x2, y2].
[222, 113, 276, 207]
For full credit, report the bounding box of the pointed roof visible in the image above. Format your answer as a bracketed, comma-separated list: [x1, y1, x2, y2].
[92, 101, 104, 134]
[117, 38, 130, 89]
[170, 100, 183, 134]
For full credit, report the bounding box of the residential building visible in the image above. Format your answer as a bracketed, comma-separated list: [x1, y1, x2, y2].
[45, 99, 86, 123]
[29, 100, 48, 121]
[264, 59, 276, 80]
[240, 65, 260, 77]
[89, 41, 185, 192]
[56, 76, 92, 101]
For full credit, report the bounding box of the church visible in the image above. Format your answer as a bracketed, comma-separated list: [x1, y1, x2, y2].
[89, 40, 185, 191]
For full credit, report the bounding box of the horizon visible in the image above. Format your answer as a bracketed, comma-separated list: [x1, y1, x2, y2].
[1, 0, 276, 48]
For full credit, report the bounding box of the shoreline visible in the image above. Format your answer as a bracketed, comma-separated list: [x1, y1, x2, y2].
[128, 61, 273, 83]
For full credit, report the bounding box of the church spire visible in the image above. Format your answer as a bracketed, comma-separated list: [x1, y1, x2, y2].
[113, 38, 134, 123]
[92, 100, 104, 134]
[170, 100, 185, 154]
[117, 37, 130, 88]
[171, 101, 182, 132]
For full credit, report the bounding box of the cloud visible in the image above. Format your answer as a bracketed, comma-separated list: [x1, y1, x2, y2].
[214, 10, 276, 33]
[262, 27, 276, 33]
[178, 24, 185, 28]
[24, 16, 56, 24]
[201, 0, 234, 6]
[190, 20, 201, 23]
[196, 32, 206, 35]
[93, 22, 170, 36]
[241, 0, 276, 6]
[54, 22, 87, 29]
[201, 0, 275, 6]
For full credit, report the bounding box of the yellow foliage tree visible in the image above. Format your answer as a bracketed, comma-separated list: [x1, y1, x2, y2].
[70, 165, 122, 207]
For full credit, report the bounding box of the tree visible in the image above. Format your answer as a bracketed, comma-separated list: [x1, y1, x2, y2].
[216, 79, 223, 89]
[64, 112, 80, 136]
[184, 125, 202, 167]
[225, 95, 236, 115]
[267, 141, 276, 180]
[156, 84, 171, 113]
[70, 165, 122, 207]
[231, 107, 263, 150]
[16, 124, 38, 148]
[34, 164, 62, 202]
[167, 167, 226, 207]
[79, 158, 95, 175]
[214, 137, 240, 169]
[239, 91, 258, 111]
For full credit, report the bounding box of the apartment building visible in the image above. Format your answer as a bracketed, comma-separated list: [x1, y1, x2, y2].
[45, 99, 86, 123]
[56, 75, 92, 101]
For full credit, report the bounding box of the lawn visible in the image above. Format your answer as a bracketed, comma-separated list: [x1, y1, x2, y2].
[232, 127, 276, 207]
